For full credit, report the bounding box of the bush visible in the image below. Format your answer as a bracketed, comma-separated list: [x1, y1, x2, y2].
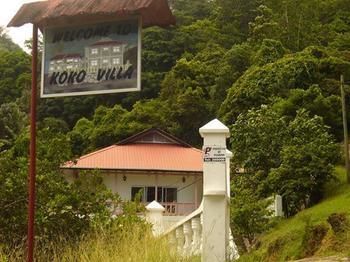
[302, 223, 328, 257]
[327, 213, 349, 234]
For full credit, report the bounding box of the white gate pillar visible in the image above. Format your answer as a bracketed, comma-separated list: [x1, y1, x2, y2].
[146, 200, 165, 236]
[199, 119, 230, 262]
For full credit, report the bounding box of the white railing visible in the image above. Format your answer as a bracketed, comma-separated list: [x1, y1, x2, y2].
[161, 201, 239, 260]
[162, 202, 196, 216]
[145, 202, 197, 216]
[164, 201, 203, 256]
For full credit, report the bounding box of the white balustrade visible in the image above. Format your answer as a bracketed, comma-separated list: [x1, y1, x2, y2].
[183, 221, 193, 255]
[175, 226, 185, 255]
[168, 230, 177, 254]
[163, 201, 203, 257]
[191, 217, 201, 255]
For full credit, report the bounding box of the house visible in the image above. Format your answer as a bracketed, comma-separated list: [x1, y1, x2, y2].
[49, 53, 84, 73]
[61, 128, 203, 217]
[85, 40, 128, 73]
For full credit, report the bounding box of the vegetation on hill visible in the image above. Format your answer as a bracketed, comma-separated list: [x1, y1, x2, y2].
[0, 0, 350, 260]
[237, 167, 350, 261]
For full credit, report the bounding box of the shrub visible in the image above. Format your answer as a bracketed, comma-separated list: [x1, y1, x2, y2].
[327, 213, 349, 234]
[302, 223, 328, 257]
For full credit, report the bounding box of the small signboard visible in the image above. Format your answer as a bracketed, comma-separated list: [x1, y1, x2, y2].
[41, 18, 141, 97]
[203, 146, 226, 163]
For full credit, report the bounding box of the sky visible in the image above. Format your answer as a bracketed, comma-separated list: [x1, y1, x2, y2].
[0, 0, 45, 51]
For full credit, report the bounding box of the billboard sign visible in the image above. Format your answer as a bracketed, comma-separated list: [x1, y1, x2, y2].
[41, 18, 141, 97]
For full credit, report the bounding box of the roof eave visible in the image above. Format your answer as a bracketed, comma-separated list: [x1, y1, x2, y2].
[61, 166, 203, 175]
[7, 0, 176, 29]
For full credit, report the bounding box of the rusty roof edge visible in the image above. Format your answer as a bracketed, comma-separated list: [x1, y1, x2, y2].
[7, 1, 48, 28]
[60, 166, 203, 174]
[7, 0, 175, 28]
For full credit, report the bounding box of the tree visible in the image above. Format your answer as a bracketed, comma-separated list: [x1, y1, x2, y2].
[0, 27, 21, 52]
[167, 88, 214, 146]
[268, 110, 340, 216]
[0, 102, 27, 151]
[0, 118, 115, 246]
[220, 47, 350, 131]
[252, 39, 286, 66]
[230, 106, 287, 176]
[214, 0, 262, 45]
[272, 85, 343, 140]
[230, 184, 273, 252]
[0, 49, 31, 105]
[229, 106, 339, 253]
[248, 5, 280, 44]
[230, 106, 339, 216]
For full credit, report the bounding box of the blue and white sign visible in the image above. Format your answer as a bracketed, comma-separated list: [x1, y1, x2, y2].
[41, 18, 141, 97]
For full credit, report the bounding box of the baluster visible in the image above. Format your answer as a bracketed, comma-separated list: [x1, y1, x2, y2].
[199, 213, 203, 253]
[183, 221, 193, 256]
[176, 226, 185, 255]
[191, 216, 201, 255]
[168, 230, 177, 254]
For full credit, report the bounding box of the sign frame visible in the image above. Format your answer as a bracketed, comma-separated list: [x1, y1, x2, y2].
[40, 16, 142, 98]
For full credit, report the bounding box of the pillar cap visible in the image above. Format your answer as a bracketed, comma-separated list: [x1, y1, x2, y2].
[199, 119, 230, 137]
[146, 200, 165, 212]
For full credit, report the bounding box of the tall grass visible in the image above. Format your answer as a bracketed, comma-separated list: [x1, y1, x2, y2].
[1, 223, 200, 262]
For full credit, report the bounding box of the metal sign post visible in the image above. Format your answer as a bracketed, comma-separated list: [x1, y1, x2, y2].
[27, 24, 38, 262]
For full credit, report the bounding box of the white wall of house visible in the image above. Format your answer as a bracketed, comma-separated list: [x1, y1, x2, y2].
[105, 172, 202, 204]
[64, 170, 203, 206]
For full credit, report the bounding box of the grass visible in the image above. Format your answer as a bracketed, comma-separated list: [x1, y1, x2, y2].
[0, 223, 200, 262]
[238, 166, 350, 262]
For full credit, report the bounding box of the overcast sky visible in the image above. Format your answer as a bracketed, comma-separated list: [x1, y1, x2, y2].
[0, 0, 45, 51]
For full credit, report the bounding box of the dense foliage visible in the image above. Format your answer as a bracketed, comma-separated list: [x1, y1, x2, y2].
[0, 0, 350, 256]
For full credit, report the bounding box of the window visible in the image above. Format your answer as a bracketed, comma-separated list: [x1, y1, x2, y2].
[131, 186, 177, 203]
[103, 47, 109, 51]
[91, 48, 98, 55]
[113, 46, 121, 53]
[90, 60, 98, 66]
[163, 188, 177, 202]
[146, 187, 155, 202]
[66, 58, 74, 63]
[112, 58, 120, 65]
[102, 59, 109, 64]
[131, 187, 144, 201]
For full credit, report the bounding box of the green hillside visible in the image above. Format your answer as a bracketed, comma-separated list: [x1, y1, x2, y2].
[238, 167, 350, 261]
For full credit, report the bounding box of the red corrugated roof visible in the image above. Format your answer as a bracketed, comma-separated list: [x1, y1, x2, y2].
[62, 144, 203, 173]
[8, 0, 176, 29]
